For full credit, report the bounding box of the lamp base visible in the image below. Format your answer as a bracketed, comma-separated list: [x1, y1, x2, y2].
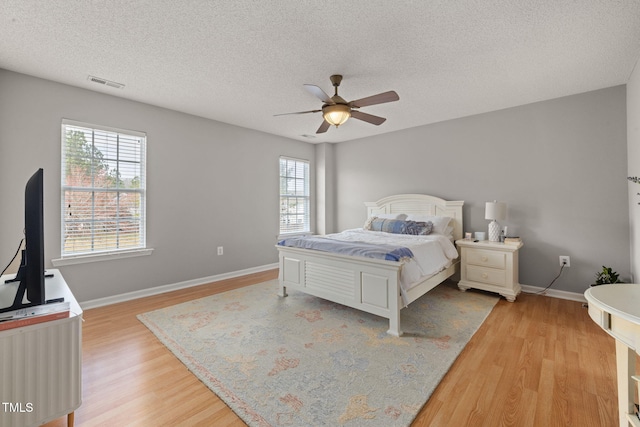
[488, 220, 501, 242]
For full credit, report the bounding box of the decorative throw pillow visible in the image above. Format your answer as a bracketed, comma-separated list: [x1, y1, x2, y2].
[366, 218, 433, 235]
[405, 215, 452, 235]
[363, 213, 407, 229]
[404, 220, 433, 235]
[363, 216, 377, 230]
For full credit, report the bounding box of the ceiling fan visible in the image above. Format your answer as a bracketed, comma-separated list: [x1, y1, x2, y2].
[275, 75, 400, 134]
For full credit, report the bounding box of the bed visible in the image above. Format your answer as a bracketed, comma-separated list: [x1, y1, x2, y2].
[276, 194, 464, 336]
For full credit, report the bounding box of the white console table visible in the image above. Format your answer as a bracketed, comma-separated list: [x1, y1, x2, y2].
[585, 284, 640, 427]
[0, 269, 82, 427]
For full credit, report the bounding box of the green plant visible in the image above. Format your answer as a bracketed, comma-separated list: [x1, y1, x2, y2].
[593, 266, 623, 285]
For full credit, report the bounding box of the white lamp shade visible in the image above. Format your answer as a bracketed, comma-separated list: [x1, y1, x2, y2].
[485, 201, 506, 221]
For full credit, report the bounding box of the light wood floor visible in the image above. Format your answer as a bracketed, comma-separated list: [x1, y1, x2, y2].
[43, 271, 621, 426]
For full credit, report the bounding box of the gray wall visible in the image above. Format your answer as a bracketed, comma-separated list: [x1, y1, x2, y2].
[315, 142, 336, 235]
[628, 59, 640, 281]
[333, 86, 630, 294]
[0, 69, 314, 302]
[0, 68, 631, 300]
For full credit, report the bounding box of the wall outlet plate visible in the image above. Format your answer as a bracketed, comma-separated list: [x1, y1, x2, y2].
[559, 256, 570, 267]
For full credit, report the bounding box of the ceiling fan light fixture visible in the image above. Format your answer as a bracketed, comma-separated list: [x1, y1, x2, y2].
[276, 75, 399, 133]
[322, 104, 351, 127]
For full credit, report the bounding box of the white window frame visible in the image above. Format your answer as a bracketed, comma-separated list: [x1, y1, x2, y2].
[53, 119, 151, 266]
[279, 156, 310, 236]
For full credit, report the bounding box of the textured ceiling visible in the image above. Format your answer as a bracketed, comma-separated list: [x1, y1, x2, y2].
[1, 0, 640, 143]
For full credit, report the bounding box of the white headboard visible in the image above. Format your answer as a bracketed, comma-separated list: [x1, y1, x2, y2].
[364, 194, 464, 241]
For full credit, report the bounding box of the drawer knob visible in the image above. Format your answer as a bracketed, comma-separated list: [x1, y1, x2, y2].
[482, 273, 489, 279]
[481, 256, 488, 262]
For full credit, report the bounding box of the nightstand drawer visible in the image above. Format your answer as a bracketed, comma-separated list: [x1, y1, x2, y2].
[466, 265, 507, 286]
[466, 249, 506, 269]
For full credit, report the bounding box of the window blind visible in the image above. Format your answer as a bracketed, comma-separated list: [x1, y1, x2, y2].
[279, 157, 310, 234]
[61, 120, 147, 256]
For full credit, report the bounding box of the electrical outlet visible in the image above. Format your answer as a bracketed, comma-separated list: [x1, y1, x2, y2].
[217, 246, 223, 256]
[559, 256, 570, 267]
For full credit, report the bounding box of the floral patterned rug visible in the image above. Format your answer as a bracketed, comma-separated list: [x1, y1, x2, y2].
[137, 280, 498, 426]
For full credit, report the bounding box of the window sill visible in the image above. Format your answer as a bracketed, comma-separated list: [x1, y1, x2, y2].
[51, 248, 154, 267]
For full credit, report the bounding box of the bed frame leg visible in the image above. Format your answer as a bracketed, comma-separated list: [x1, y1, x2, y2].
[387, 307, 402, 336]
[386, 283, 403, 336]
[387, 322, 402, 337]
[278, 284, 288, 298]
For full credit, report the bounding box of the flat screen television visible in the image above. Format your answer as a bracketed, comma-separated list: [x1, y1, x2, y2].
[0, 168, 46, 313]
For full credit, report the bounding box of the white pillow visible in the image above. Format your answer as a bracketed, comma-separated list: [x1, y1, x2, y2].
[405, 215, 452, 235]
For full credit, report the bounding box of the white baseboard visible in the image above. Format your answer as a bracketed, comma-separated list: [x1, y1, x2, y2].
[80, 263, 279, 310]
[80, 270, 587, 310]
[520, 284, 586, 303]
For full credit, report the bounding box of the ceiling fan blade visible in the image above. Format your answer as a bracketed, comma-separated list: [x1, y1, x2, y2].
[349, 91, 399, 108]
[274, 109, 321, 116]
[350, 110, 386, 126]
[304, 84, 334, 104]
[273, 110, 322, 117]
[316, 120, 331, 134]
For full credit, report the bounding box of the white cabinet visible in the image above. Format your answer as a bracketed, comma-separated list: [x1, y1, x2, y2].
[0, 270, 82, 427]
[455, 239, 523, 302]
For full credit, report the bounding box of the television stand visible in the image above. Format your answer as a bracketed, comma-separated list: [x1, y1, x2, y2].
[0, 269, 82, 427]
[3, 271, 53, 284]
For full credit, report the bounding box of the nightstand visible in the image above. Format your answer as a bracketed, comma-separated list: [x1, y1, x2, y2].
[455, 239, 523, 302]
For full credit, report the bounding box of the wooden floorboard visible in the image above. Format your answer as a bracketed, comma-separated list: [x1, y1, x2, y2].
[42, 272, 621, 426]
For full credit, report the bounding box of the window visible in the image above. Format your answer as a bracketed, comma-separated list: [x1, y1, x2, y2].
[279, 157, 310, 234]
[61, 120, 147, 257]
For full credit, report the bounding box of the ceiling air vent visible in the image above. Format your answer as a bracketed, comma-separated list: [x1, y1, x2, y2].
[87, 75, 125, 89]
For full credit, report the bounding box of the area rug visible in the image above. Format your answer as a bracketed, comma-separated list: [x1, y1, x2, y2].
[137, 280, 498, 427]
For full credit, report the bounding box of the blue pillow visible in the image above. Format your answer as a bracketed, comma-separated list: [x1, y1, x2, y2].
[366, 218, 433, 235]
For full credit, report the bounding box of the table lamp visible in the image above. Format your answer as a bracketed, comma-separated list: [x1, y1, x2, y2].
[485, 201, 506, 242]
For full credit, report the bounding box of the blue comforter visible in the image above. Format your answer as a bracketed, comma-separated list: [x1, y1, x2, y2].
[277, 236, 414, 262]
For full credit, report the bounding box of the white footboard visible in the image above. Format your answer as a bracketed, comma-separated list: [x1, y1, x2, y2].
[278, 246, 404, 335]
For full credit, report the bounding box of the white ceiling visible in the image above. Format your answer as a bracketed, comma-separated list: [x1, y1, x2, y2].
[1, 1, 640, 143]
